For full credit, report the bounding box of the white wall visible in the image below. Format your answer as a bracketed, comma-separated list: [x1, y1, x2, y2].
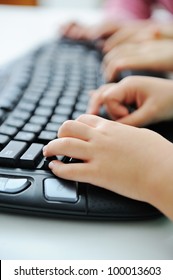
[38, 0, 103, 9]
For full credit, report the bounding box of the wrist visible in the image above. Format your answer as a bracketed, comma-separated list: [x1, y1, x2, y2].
[143, 137, 173, 220]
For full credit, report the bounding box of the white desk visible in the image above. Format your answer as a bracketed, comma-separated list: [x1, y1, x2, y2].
[0, 6, 173, 260]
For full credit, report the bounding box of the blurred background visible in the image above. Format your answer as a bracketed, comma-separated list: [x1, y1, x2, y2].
[0, 0, 103, 9]
[0, 0, 105, 66]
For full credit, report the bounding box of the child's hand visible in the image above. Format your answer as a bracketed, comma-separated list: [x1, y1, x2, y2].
[103, 21, 173, 53]
[87, 76, 173, 127]
[60, 21, 121, 41]
[43, 114, 173, 219]
[103, 40, 173, 81]
[103, 21, 158, 52]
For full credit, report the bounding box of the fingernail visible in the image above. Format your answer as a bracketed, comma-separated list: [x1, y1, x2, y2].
[48, 161, 54, 170]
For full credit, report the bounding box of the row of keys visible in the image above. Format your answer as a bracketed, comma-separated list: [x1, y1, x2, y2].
[0, 140, 44, 168]
[0, 175, 78, 203]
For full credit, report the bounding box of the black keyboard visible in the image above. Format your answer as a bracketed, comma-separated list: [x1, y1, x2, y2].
[0, 38, 162, 220]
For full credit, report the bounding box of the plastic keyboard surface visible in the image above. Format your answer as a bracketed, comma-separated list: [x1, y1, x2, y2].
[0, 38, 162, 220]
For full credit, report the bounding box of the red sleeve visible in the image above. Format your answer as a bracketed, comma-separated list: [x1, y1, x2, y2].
[104, 0, 153, 20]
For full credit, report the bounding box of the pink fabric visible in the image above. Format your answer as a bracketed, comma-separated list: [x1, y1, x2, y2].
[160, 0, 173, 13]
[104, 0, 173, 20]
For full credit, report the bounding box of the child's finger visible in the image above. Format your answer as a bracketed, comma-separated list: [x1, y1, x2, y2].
[117, 104, 153, 127]
[58, 119, 92, 141]
[48, 160, 91, 182]
[106, 101, 129, 120]
[43, 137, 91, 160]
[87, 84, 117, 114]
[76, 114, 106, 128]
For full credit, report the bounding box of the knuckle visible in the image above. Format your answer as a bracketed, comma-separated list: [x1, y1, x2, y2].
[60, 137, 72, 147]
[52, 164, 67, 179]
[76, 114, 87, 122]
[147, 103, 159, 118]
[58, 120, 74, 137]
[120, 75, 136, 86]
[115, 58, 127, 69]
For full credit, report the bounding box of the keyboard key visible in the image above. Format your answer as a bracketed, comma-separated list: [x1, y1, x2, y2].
[29, 115, 48, 126]
[63, 89, 79, 97]
[20, 143, 44, 168]
[44, 178, 78, 202]
[23, 123, 42, 134]
[11, 109, 30, 121]
[0, 109, 5, 122]
[45, 122, 60, 132]
[15, 131, 35, 142]
[0, 98, 13, 110]
[38, 131, 56, 142]
[0, 140, 27, 166]
[34, 106, 52, 117]
[39, 98, 56, 108]
[18, 101, 36, 112]
[0, 134, 10, 147]
[50, 114, 68, 124]
[71, 110, 83, 120]
[0, 125, 18, 136]
[58, 96, 76, 106]
[75, 102, 87, 112]
[5, 117, 25, 128]
[0, 177, 30, 193]
[54, 105, 72, 116]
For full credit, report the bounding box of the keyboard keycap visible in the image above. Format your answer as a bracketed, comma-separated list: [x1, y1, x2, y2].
[20, 143, 44, 168]
[23, 123, 42, 134]
[0, 134, 10, 147]
[34, 106, 52, 117]
[5, 117, 25, 128]
[0, 109, 5, 122]
[0, 177, 30, 193]
[0, 98, 13, 110]
[11, 109, 30, 121]
[0, 140, 27, 166]
[0, 125, 18, 136]
[38, 131, 56, 142]
[50, 114, 68, 124]
[15, 131, 35, 142]
[45, 122, 60, 132]
[29, 115, 48, 126]
[44, 178, 78, 203]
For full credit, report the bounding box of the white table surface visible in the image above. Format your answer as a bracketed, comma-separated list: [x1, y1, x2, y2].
[0, 5, 173, 260]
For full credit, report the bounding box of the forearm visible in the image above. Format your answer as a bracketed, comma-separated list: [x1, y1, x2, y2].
[159, 23, 173, 39]
[143, 137, 173, 220]
[104, 0, 151, 20]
